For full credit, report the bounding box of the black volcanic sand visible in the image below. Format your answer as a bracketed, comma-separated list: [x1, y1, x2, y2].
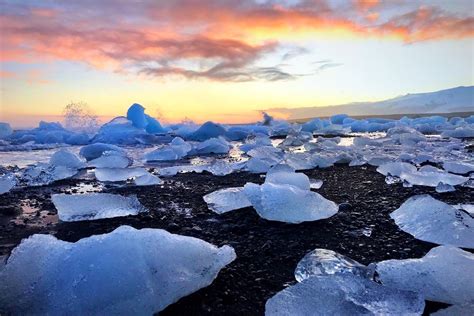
[1, 164, 473, 315]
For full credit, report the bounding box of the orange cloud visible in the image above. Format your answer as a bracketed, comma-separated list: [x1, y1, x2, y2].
[1, 0, 473, 81]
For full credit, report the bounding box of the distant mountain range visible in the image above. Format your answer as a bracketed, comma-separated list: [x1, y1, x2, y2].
[268, 86, 474, 120]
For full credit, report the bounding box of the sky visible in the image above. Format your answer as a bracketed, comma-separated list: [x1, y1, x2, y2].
[0, 0, 473, 127]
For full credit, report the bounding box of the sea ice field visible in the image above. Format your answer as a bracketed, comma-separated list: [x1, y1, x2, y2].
[0, 104, 473, 315]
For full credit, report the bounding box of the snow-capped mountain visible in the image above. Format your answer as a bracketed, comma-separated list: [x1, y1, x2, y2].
[270, 86, 474, 120]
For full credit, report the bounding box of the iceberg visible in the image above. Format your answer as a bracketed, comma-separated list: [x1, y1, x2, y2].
[265, 274, 424, 316]
[441, 126, 474, 138]
[144, 137, 192, 161]
[435, 182, 455, 193]
[52, 193, 147, 222]
[375, 246, 474, 305]
[203, 187, 251, 214]
[432, 304, 474, 316]
[309, 179, 323, 189]
[265, 164, 310, 190]
[376, 161, 417, 177]
[294, 249, 374, 282]
[0, 226, 236, 314]
[390, 195, 474, 248]
[79, 143, 126, 161]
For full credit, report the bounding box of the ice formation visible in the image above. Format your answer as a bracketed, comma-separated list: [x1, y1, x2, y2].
[144, 137, 191, 161]
[0, 122, 13, 139]
[243, 164, 338, 223]
[203, 187, 251, 214]
[134, 173, 163, 186]
[375, 246, 474, 305]
[52, 193, 147, 221]
[294, 249, 374, 282]
[443, 161, 474, 174]
[88, 151, 132, 168]
[49, 149, 86, 169]
[188, 121, 226, 141]
[309, 179, 323, 189]
[188, 137, 230, 155]
[0, 226, 236, 314]
[0, 173, 16, 194]
[21, 163, 79, 186]
[265, 274, 424, 316]
[79, 143, 126, 161]
[244, 182, 338, 224]
[390, 195, 474, 248]
[95, 167, 149, 182]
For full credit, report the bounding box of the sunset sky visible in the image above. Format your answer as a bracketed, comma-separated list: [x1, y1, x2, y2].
[1, 0, 473, 127]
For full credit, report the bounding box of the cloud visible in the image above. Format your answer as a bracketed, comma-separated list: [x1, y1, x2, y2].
[0, 0, 472, 82]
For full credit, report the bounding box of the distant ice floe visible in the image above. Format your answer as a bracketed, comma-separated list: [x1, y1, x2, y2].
[375, 246, 474, 305]
[0, 226, 236, 314]
[390, 195, 474, 249]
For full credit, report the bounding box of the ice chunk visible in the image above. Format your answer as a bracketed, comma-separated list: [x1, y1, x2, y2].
[435, 182, 455, 193]
[243, 182, 338, 224]
[189, 137, 230, 155]
[330, 114, 349, 125]
[144, 114, 166, 134]
[0, 122, 13, 139]
[432, 304, 474, 316]
[309, 179, 323, 189]
[401, 168, 468, 187]
[265, 274, 424, 316]
[0, 173, 16, 194]
[375, 246, 474, 305]
[80, 143, 126, 161]
[390, 195, 474, 248]
[95, 167, 149, 182]
[266, 164, 310, 190]
[145, 137, 192, 161]
[295, 249, 374, 282]
[443, 161, 474, 175]
[203, 187, 251, 214]
[188, 121, 226, 141]
[49, 149, 86, 169]
[52, 193, 147, 221]
[89, 152, 132, 168]
[0, 226, 236, 314]
[245, 157, 276, 173]
[126, 103, 148, 128]
[134, 173, 163, 186]
[442, 126, 474, 138]
[21, 163, 78, 186]
[377, 162, 417, 177]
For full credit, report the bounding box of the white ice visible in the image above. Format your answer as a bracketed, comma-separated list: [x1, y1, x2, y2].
[0, 226, 236, 314]
[88, 151, 132, 169]
[49, 149, 86, 169]
[79, 143, 126, 161]
[52, 193, 147, 221]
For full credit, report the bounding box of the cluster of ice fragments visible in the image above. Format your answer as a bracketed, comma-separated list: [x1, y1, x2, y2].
[0, 226, 236, 314]
[204, 164, 338, 223]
